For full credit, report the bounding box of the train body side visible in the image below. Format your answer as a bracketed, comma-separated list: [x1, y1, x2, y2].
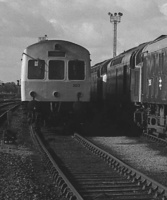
[106, 53, 131, 108]
[91, 35, 167, 137]
[133, 36, 167, 137]
[141, 37, 167, 104]
[91, 44, 146, 112]
[90, 42, 150, 134]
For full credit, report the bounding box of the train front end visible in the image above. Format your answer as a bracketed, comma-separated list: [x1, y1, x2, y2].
[21, 38, 91, 127]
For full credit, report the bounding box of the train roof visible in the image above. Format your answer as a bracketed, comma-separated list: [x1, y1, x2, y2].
[25, 39, 90, 54]
[109, 42, 148, 67]
[91, 58, 111, 68]
[92, 35, 167, 69]
[142, 35, 167, 54]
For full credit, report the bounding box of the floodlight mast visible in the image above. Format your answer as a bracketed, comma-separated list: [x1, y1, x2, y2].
[108, 12, 123, 57]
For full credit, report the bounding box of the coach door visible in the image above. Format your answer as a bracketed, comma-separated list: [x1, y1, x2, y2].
[97, 69, 103, 105]
[131, 65, 142, 102]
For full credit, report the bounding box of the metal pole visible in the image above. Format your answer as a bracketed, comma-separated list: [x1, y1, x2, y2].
[113, 21, 117, 58]
[108, 12, 123, 58]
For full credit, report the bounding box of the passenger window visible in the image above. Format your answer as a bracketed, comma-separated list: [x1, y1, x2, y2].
[49, 60, 64, 80]
[28, 60, 45, 79]
[68, 60, 85, 80]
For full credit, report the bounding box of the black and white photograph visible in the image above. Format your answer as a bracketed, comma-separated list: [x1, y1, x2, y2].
[0, 0, 167, 199]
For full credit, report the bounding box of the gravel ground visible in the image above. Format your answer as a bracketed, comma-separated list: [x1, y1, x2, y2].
[89, 136, 167, 187]
[0, 106, 67, 200]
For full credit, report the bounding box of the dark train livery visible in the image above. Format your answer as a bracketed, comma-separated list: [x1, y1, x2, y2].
[21, 37, 91, 126]
[91, 35, 167, 137]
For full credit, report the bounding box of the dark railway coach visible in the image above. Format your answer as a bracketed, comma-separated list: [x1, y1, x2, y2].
[21, 37, 91, 126]
[136, 35, 167, 137]
[91, 35, 167, 138]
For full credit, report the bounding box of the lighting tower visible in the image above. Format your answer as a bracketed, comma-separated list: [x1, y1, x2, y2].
[108, 12, 123, 57]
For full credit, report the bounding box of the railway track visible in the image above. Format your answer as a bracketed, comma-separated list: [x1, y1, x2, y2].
[0, 102, 20, 123]
[142, 132, 167, 146]
[0, 103, 21, 144]
[31, 126, 167, 200]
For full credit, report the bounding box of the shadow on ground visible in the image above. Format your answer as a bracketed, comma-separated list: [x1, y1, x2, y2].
[82, 111, 141, 137]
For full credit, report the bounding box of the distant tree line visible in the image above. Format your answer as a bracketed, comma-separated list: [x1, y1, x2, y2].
[0, 82, 20, 94]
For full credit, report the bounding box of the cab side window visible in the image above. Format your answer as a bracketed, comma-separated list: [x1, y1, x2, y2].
[28, 60, 45, 79]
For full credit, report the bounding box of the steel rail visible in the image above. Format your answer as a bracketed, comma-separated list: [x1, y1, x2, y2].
[0, 104, 20, 120]
[142, 132, 167, 146]
[30, 126, 84, 200]
[0, 102, 16, 108]
[74, 133, 167, 199]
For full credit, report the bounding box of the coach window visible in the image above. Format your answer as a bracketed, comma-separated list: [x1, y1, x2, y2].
[28, 60, 45, 79]
[68, 60, 85, 80]
[49, 60, 64, 80]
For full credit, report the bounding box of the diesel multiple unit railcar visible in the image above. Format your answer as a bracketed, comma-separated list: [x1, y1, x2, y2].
[21, 38, 91, 126]
[91, 35, 167, 138]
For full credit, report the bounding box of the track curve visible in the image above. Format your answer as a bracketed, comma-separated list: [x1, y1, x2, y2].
[30, 127, 167, 200]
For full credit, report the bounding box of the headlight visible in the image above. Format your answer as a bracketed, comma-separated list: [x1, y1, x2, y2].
[30, 91, 36, 98]
[53, 91, 60, 97]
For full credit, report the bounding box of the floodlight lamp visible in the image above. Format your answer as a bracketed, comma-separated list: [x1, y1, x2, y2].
[118, 12, 123, 16]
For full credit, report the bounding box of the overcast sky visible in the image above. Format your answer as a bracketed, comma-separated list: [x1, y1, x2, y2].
[0, 0, 167, 83]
